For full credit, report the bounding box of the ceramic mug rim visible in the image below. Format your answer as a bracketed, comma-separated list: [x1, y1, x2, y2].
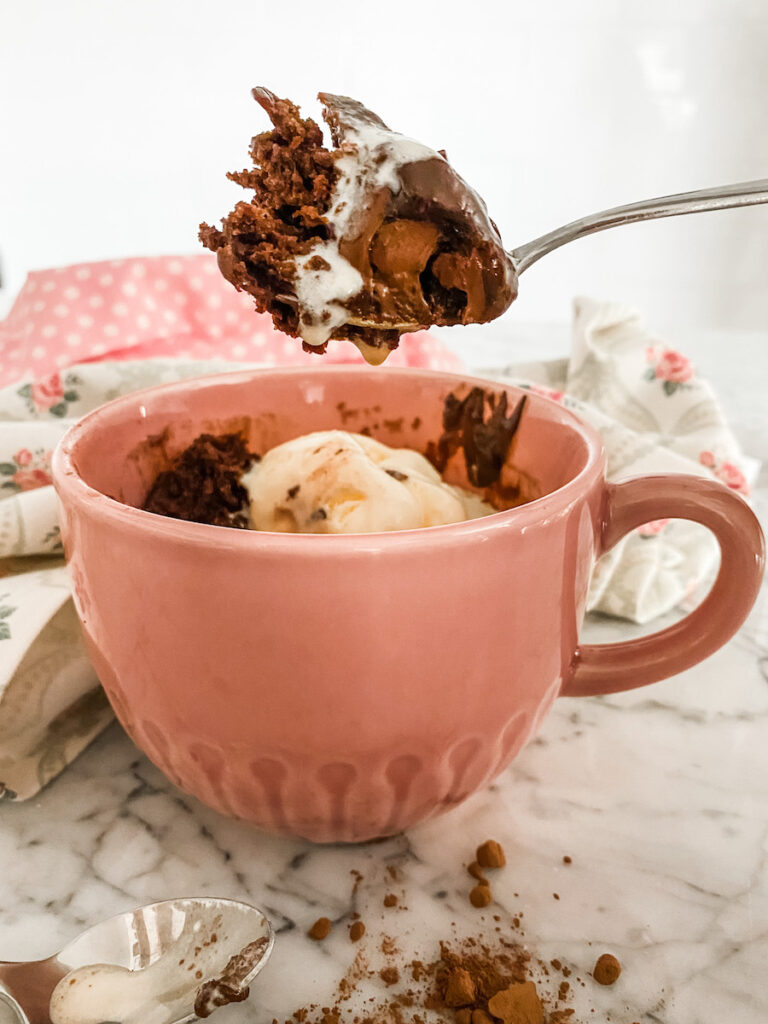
[52, 365, 607, 552]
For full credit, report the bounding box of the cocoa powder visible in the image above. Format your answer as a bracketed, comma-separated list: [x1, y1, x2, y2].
[275, 838, 628, 1024]
[379, 967, 400, 986]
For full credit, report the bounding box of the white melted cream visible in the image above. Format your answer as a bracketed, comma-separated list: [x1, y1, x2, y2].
[49, 908, 268, 1024]
[241, 430, 494, 534]
[293, 119, 445, 358]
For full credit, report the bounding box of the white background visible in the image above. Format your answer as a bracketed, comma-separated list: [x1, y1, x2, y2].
[1, 0, 767, 334]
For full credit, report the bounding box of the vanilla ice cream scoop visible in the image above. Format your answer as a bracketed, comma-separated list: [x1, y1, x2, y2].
[241, 430, 493, 533]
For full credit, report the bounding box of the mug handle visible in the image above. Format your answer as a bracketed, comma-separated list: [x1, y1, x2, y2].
[562, 475, 765, 697]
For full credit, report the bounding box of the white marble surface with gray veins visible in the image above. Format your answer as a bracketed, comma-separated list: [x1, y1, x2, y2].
[1, 326, 767, 1024]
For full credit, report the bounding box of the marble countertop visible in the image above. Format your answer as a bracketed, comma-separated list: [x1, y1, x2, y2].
[2, 325, 767, 1024]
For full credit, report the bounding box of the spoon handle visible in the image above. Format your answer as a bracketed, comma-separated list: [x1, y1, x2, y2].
[510, 178, 768, 274]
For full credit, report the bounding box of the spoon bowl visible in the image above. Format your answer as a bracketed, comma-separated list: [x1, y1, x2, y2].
[0, 898, 274, 1024]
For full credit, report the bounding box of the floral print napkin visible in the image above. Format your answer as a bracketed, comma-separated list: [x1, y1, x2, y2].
[0, 258, 758, 801]
[486, 296, 758, 622]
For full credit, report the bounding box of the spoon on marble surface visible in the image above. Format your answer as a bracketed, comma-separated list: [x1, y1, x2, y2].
[0, 897, 274, 1024]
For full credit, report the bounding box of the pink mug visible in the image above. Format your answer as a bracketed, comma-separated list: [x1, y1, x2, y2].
[53, 367, 765, 842]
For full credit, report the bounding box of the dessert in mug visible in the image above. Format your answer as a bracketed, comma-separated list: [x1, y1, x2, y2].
[144, 431, 496, 533]
[142, 389, 529, 531]
[200, 89, 517, 364]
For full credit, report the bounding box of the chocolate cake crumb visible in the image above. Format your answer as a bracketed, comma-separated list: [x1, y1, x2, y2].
[308, 917, 332, 941]
[379, 967, 400, 986]
[349, 921, 366, 942]
[469, 885, 492, 909]
[383, 893, 399, 908]
[476, 840, 506, 870]
[142, 432, 256, 528]
[563, 856, 572, 865]
[592, 954, 621, 986]
[468, 861, 489, 884]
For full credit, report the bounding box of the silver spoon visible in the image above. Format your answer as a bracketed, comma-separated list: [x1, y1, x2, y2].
[307, 176, 768, 332]
[0, 898, 274, 1024]
[508, 176, 768, 274]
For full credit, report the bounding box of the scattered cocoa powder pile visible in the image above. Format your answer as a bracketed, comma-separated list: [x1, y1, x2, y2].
[308, 917, 332, 941]
[592, 953, 621, 986]
[274, 935, 578, 1024]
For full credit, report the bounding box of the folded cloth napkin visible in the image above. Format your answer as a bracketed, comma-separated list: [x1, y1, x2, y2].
[486, 296, 759, 621]
[0, 258, 757, 801]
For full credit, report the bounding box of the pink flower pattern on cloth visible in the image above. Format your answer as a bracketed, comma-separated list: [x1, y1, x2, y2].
[0, 255, 463, 389]
[644, 344, 694, 395]
[699, 450, 750, 495]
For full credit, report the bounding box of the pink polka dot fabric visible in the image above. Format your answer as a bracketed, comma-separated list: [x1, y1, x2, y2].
[0, 255, 464, 387]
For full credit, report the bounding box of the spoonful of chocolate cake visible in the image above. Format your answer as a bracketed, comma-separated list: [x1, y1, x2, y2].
[200, 88, 768, 365]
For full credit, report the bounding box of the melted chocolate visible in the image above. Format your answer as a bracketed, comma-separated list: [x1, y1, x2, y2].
[193, 937, 269, 1018]
[427, 387, 527, 489]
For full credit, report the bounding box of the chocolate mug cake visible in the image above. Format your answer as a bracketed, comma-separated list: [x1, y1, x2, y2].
[199, 89, 518, 365]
